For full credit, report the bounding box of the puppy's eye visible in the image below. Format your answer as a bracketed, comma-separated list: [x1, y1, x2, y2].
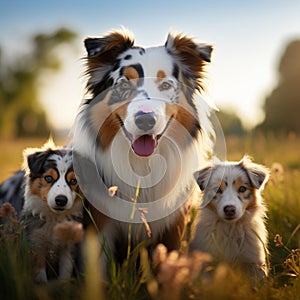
[69, 178, 77, 186]
[159, 81, 172, 91]
[44, 175, 53, 183]
[216, 187, 223, 194]
[238, 186, 247, 193]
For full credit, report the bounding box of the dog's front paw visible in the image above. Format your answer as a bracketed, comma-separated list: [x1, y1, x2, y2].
[54, 221, 84, 245]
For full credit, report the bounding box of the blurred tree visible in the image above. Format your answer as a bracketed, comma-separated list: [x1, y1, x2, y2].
[216, 110, 245, 136]
[258, 40, 300, 133]
[0, 28, 77, 138]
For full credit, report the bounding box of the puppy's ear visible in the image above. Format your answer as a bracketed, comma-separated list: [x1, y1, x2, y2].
[194, 166, 212, 191]
[239, 156, 269, 190]
[24, 149, 53, 177]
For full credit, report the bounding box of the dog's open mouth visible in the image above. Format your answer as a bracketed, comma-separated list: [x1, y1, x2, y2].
[118, 115, 172, 157]
[131, 134, 160, 157]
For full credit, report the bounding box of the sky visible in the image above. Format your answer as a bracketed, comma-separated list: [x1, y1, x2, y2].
[1, 0, 300, 130]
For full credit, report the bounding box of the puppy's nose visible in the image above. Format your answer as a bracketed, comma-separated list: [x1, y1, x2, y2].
[55, 195, 68, 207]
[224, 205, 236, 218]
[135, 111, 156, 131]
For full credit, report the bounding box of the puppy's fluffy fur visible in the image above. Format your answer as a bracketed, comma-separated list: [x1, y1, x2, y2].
[20, 141, 83, 282]
[190, 156, 269, 280]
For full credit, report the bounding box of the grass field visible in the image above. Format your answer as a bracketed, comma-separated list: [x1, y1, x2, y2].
[0, 137, 68, 182]
[0, 133, 300, 299]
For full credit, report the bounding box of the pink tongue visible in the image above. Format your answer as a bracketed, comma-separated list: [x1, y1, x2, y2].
[132, 135, 157, 157]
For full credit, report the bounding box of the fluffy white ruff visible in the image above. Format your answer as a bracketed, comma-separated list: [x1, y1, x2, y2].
[192, 201, 268, 271]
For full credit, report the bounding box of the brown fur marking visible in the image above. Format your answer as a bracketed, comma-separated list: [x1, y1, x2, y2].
[123, 66, 139, 80]
[98, 113, 122, 149]
[66, 171, 78, 191]
[245, 191, 258, 210]
[233, 177, 258, 210]
[44, 169, 59, 182]
[166, 102, 196, 133]
[233, 177, 246, 192]
[206, 201, 217, 213]
[31, 169, 58, 201]
[171, 34, 210, 91]
[156, 70, 166, 83]
[219, 180, 227, 193]
[97, 103, 129, 149]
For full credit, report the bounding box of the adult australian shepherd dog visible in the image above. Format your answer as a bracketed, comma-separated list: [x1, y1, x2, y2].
[72, 29, 215, 268]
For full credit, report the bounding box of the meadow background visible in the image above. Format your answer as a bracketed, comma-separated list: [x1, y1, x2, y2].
[1, 133, 300, 300]
[1, 1, 300, 299]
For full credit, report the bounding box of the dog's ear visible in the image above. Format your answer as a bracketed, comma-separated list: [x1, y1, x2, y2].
[84, 30, 134, 59]
[84, 30, 135, 96]
[85, 38, 104, 58]
[196, 43, 213, 63]
[239, 156, 269, 190]
[165, 32, 213, 92]
[194, 165, 213, 191]
[24, 149, 53, 177]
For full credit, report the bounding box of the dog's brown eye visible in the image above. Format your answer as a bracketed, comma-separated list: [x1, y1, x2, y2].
[238, 186, 247, 193]
[44, 175, 53, 183]
[70, 178, 77, 185]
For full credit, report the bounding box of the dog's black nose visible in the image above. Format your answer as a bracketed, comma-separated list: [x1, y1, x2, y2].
[55, 195, 68, 207]
[224, 205, 236, 218]
[135, 111, 156, 131]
